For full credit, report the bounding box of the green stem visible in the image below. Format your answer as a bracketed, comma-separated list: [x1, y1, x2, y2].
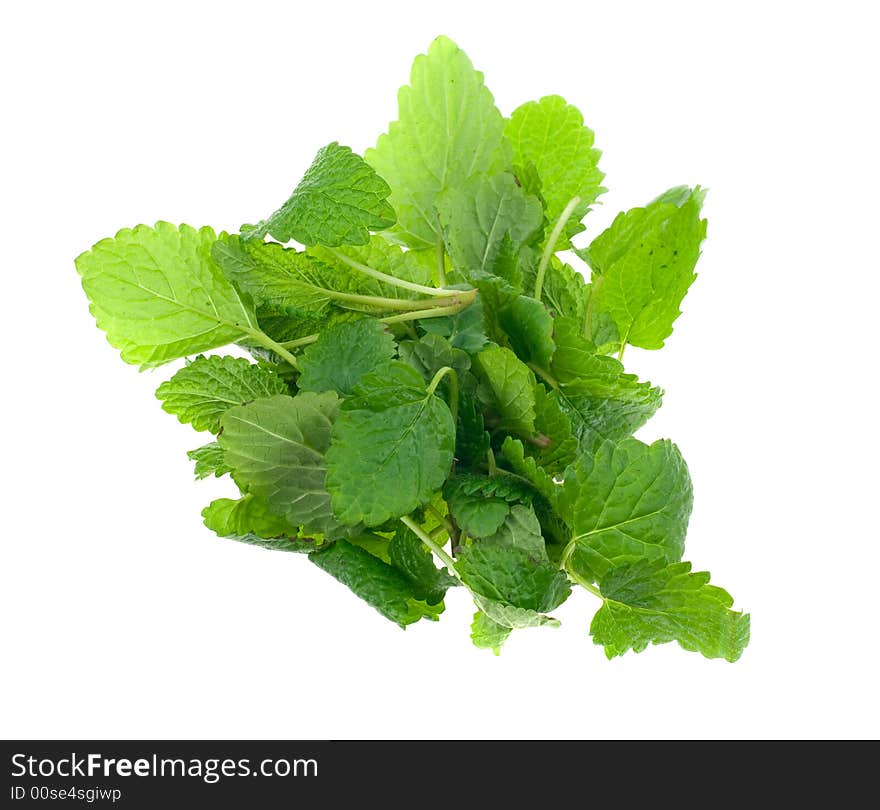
[534, 195, 581, 300]
[559, 540, 603, 598]
[400, 516, 461, 579]
[426, 365, 454, 397]
[328, 247, 450, 297]
[277, 292, 477, 350]
[616, 344, 626, 362]
[426, 503, 458, 545]
[277, 333, 320, 350]
[331, 290, 462, 312]
[244, 328, 302, 370]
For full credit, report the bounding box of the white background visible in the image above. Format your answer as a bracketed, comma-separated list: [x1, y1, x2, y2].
[2, 0, 878, 740]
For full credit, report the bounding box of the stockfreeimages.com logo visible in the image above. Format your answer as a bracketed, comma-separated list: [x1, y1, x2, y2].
[10, 751, 318, 784]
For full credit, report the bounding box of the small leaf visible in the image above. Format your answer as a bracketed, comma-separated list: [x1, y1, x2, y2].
[591, 559, 750, 662]
[310, 540, 442, 628]
[298, 318, 396, 396]
[156, 355, 287, 433]
[187, 442, 231, 480]
[473, 345, 536, 436]
[243, 142, 395, 246]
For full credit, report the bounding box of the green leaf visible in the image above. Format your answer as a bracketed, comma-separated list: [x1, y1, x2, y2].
[298, 318, 396, 396]
[444, 473, 533, 539]
[505, 95, 605, 248]
[398, 333, 470, 386]
[480, 504, 546, 558]
[389, 526, 458, 605]
[541, 257, 588, 322]
[243, 142, 395, 246]
[418, 295, 488, 353]
[472, 596, 561, 630]
[156, 355, 287, 433]
[497, 295, 555, 367]
[219, 392, 349, 538]
[530, 383, 578, 473]
[201, 495, 317, 552]
[471, 610, 512, 654]
[550, 318, 663, 441]
[584, 187, 707, 350]
[310, 539, 441, 627]
[500, 437, 558, 502]
[325, 362, 455, 526]
[558, 437, 693, 581]
[438, 173, 542, 279]
[212, 236, 348, 319]
[473, 345, 536, 436]
[75, 223, 258, 367]
[454, 393, 491, 467]
[591, 559, 750, 662]
[187, 442, 231, 480]
[365, 35, 511, 248]
[457, 543, 570, 614]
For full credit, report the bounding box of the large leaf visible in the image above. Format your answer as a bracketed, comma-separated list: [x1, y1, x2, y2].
[557, 437, 693, 581]
[75, 223, 258, 367]
[156, 355, 287, 433]
[219, 392, 347, 538]
[591, 559, 750, 662]
[310, 540, 442, 627]
[506, 95, 605, 247]
[365, 36, 511, 248]
[325, 362, 455, 526]
[584, 186, 707, 350]
[298, 318, 396, 396]
[243, 142, 395, 246]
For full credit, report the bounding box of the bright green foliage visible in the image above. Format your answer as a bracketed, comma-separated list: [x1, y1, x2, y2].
[591, 559, 750, 662]
[550, 318, 662, 440]
[444, 473, 533, 538]
[243, 142, 395, 246]
[365, 36, 510, 248]
[74, 35, 746, 661]
[471, 610, 511, 654]
[325, 362, 455, 526]
[506, 95, 605, 248]
[557, 437, 693, 581]
[298, 319, 396, 396]
[310, 540, 442, 627]
[201, 495, 316, 554]
[389, 527, 459, 605]
[156, 355, 287, 432]
[438, 173, 543, 279]
[584, 187, 707, 351]
[75, 223, 258, 367]
[473, 345, 536, 436]
[187, 442, 231, 480]
[219, 392, 346, 538]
